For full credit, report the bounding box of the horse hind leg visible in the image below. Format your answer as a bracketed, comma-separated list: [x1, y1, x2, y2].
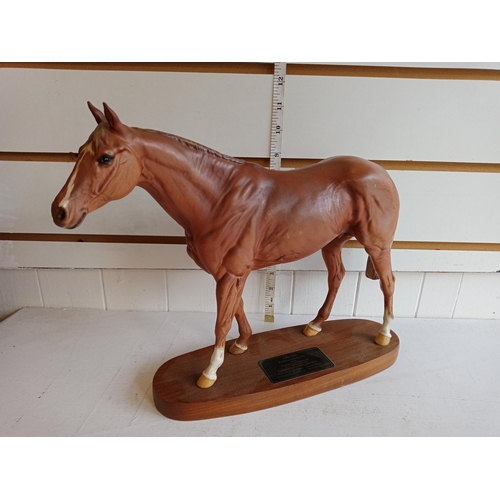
[365, 256, 379, 280]
[364, 247, 396, 346]
[229, 298, 252, 355]
[303, 238, 347, 337]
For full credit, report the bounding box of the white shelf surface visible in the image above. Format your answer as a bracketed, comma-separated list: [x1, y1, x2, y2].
[0, 308, 498, 437]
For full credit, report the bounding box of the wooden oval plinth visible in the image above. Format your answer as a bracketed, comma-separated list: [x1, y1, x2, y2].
[152, 319, 399, 421]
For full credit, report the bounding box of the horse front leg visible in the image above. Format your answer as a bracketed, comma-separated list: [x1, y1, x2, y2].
[197, 272, 248, 389]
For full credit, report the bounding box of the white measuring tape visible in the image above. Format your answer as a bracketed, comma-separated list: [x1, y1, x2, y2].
[264, 62, 286, 322]
[270, 62, 286, 171]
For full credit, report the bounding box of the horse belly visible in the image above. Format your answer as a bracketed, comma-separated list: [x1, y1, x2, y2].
[253, 218, 345, 269]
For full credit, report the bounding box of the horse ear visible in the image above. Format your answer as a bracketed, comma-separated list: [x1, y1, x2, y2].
[102, 103, 126, 134]
[87, 101, 106, 124]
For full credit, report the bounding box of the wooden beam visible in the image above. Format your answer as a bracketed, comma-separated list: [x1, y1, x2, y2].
[1, 233, 498, 251]
[279, 158, 500, 173]
[0, 233, 185, 245]
[0, 62, 274, 75]
[287, 63, 500, 81]
[2, 153, 499, 173]
[3, 62, 500, 81]
[0, 152, 77, 162]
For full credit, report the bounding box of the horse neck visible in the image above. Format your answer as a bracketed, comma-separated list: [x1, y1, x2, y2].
[135, 129, 238, 234]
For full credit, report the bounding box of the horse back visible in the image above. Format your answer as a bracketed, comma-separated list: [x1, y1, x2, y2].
[271, 155, 399, 217]
[306, 155, 399, 211]
[249, 156, 399, 268]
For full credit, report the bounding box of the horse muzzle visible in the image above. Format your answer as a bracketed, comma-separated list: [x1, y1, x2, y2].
[51, 202, 87, 229]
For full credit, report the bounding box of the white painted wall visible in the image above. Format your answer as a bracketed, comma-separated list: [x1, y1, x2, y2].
[1, 268, 499, 322]
[283, 75, 500, 162]
[1, 64, 499, 321]
[0, 69, 273, 156]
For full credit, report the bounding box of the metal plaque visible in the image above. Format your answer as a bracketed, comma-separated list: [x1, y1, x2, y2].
[258, 347, 335, 384]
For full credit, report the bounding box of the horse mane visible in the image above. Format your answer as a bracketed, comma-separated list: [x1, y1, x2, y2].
[141, 128, 244, 165]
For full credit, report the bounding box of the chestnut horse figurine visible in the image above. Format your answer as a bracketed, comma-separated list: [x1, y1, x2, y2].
[52, 103, 399, 389]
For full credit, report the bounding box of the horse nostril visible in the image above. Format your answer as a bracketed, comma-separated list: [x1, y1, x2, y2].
[56, 207, 67, 222]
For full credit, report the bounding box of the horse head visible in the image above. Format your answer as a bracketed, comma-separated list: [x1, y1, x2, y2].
[51, 102, 142, 229]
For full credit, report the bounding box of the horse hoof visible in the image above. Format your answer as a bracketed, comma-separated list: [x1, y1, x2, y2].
[197, 374, 216, 389]
[374, 333, 391, 346]
[229, 342, 246, 355]
[303, 323, 321, 337]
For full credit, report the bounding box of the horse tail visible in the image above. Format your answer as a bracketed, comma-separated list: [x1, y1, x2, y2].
[365, 256, 380, 280]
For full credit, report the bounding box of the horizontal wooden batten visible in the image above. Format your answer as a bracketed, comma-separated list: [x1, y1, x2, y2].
[0, 233, 185, 245]
[0, 152, 78, 162]
[2, 62, 500, 82]
[376, 160, 500, 173]
[0, 62, 275, 75]
[237, 158, 500, 173]
[2, 153, 500, 173]
[280, 159, 500, 173]
[389, 241, 500, 252]
[0, 233, 498, 252]
[287, 64, 500, 81]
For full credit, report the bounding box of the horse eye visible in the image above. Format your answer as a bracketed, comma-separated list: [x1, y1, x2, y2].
[98, 154, 115, 166]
